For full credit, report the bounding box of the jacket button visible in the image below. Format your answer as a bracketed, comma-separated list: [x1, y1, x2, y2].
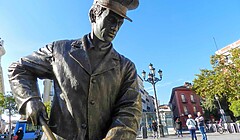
[90, 100, 95, 105]
[81, 123, 87, 129]
[91, 79, 96, 83]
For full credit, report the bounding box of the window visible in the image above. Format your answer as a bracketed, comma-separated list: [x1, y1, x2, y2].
[147, 106, 150, 110]
[193, 106, 197, 114]
[141, 99, 146, 103]
[183, 106, 188, 115]
[225, 54, 232, 64]
[190, 95, 195, 103]
[26, 123, 39, 133]
[181, 94, 186, 102]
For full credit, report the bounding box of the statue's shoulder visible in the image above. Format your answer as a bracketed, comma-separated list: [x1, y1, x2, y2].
[53, 39, 80, 48]
[53, 34, 88, 48]
[115, 50, 136, 68]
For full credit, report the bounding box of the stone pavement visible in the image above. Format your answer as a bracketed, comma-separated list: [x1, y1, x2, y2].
[137, 132, 240, 140]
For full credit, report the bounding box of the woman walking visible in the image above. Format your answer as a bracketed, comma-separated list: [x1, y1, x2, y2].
[186, 114, 197, 140]
[175, 117, 183, 137]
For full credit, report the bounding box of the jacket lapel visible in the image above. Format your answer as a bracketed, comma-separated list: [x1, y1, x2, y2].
[93, 47, 120, 75]
[69, 35, 121, 76]
[69, 36, 92, 75]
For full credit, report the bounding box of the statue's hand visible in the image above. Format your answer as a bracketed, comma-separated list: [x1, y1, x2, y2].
[25, 99, 49, 126]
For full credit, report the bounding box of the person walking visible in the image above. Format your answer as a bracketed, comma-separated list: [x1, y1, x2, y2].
[186, 114, 197, 140]
[152, 120, 158, 138]
[175, 117, 183, 137]
[195, 112, 207, 140]
[16, 127, 24, 140]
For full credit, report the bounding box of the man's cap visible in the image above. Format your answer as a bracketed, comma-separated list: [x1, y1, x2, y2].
[93, 0, 139, 22]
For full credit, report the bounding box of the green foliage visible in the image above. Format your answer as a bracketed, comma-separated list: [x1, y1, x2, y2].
[0, 92, 17, 115]
[192, 48, 240, 117]
[44, 101, 51, 117]
[229, 100, 240, 117]
[0, 93, 5, 113]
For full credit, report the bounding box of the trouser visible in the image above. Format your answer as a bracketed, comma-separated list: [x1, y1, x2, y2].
[199, 126, 207, 140]
[189, 129, 197, 140]
[153, 130, 158, 138]
[176, 129, 182, 136]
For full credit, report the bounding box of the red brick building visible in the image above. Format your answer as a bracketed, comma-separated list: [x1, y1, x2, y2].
[169, 82, 203, 129]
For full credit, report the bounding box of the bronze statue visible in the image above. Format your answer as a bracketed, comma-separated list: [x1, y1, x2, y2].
[8, 0, 142, 139]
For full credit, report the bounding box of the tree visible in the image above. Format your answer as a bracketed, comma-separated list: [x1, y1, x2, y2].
[192, 48, 240, 120]
[229, 100, 240, 117]
[0, 93, 5, 114]
[0, 92, 17, 138]
[0, 92, 17, 114]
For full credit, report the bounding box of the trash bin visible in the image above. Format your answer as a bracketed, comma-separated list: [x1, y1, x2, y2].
[237, 123, 240, 133]
[234, 123, 239, 133]
[142, 126, 147, 139]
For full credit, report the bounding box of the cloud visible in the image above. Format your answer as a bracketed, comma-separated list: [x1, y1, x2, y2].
[144, 78, 184, 93]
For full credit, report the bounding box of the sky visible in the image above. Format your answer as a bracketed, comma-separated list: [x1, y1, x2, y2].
[1, 0, 240, 105]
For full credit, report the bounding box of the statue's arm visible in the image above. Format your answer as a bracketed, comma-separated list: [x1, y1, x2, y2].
[104, 62, 142, 139]
[8, 43, 54, 123]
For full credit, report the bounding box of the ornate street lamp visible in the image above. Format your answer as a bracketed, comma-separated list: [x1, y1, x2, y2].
[142, 63, 164, 137]
[214, 95, 226, 123]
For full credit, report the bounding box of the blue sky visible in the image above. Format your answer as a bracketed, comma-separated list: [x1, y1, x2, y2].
[1, 0, 240, 104]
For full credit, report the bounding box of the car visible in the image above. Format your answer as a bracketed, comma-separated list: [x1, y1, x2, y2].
[13, 120, 42, 140]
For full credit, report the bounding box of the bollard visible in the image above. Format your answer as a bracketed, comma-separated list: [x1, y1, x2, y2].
[237, 123, 240, 133]
[233, 123, 239, 133]
[230, 123, 236, 133]
[142, 126, 147, 139]
[212, 124, 217, 132]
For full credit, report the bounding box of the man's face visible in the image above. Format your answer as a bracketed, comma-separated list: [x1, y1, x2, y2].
[92, 8, 124, 43]
[197, 112, 201, 116]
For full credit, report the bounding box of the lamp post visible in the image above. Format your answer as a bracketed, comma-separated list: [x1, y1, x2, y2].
[214, 95, 226, 123]
[142, 63, 164, 137]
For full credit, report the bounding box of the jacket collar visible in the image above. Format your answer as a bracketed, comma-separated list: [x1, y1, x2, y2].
[69, 34, 120, 75]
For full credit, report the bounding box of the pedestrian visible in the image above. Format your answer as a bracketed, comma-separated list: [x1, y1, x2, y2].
[16, 127, 24, 140]
[152, 120, 158, 138]
[5, 129, 9, 135]
[186, 114, 197, 140]
[8, 0, 142, 139]
[175, 117, 183, 137]
[195, 112, 207, 140]
[34, 129, 41, 140]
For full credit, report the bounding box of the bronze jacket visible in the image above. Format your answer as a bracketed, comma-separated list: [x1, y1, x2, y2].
[8, 35, 142, 140]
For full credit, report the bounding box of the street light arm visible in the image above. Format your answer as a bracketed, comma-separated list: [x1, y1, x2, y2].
[144, 77, 162, 84]
[153, 77, 162, 84]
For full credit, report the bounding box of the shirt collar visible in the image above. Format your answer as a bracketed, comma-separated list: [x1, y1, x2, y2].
[87, 34, 112, 51]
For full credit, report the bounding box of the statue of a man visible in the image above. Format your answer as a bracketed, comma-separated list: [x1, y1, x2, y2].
[8, 0, 142, 139]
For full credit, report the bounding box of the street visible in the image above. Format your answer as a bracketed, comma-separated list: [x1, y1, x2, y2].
[137, 132, 240, 140]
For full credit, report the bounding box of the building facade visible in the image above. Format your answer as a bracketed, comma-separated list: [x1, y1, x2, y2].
[137, 76, 156, 127]
[159, 105, 174, 135]
[215, 39, 240, 56]
[0, 38, 5, 94]
[42, 79, 53, 103]
[169, 82, 203, 129]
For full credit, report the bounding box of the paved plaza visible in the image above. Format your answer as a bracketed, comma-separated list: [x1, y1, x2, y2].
[137, 132, 240, 140]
